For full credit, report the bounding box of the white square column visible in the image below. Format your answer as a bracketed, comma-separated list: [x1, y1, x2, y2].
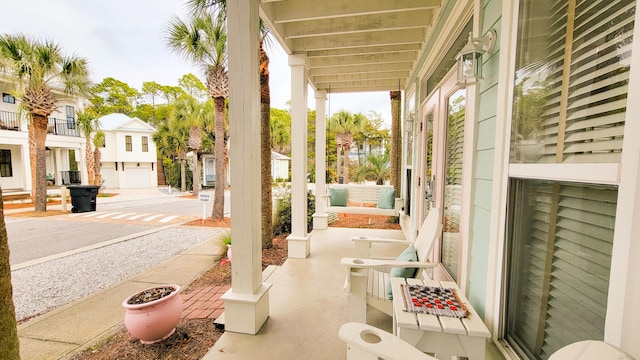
[221, 0, 271, 335]
[286, 54, 311, 259]
[313, 90, 329, 230]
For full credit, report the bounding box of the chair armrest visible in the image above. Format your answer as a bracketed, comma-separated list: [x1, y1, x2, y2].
[341, 258, 437, 270]
[351, 236, 411, 258]
[394, 197, 404, 210]
[339, 322, 436, 360]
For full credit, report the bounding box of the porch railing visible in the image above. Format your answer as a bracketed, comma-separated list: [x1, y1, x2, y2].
[48, 117, 80, 137]
[0, 110, 21, 131]
[60, 171, 81, 185]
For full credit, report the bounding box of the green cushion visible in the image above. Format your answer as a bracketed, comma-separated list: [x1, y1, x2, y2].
[328, 187, 347, 206]
[386, 245, 418, 299]
[377, 188, 396, 209]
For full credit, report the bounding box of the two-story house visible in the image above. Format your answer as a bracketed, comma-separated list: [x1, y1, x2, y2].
[97, 113, 157, 189]
[0, 75, 87, 192]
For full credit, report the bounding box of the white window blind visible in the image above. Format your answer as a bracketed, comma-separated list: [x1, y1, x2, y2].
[513, 0, 633, 164]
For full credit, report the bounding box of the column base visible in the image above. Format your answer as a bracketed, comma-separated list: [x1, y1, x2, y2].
[220, 283, 272, 334]
[286, 233, 311, 259]
[312, 212, 329, 230]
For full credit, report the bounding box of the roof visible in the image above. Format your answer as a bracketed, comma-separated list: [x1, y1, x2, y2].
[260, 0, 443, 93]
[98, 113, 156, 132]
[271, 151, 291, 161]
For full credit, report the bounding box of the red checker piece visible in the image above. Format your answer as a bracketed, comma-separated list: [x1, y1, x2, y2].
[437, 304, 444, 309]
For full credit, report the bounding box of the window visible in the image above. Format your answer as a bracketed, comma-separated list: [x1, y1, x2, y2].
[506, 180, 615, 358]
[2, 93, 15, 104]
[503, 0, 633, 357]
[141, 136, 148, 152]
[65, 105, 75, 129]
[125, 135, 132, 152]
[0, 149, 12, 177]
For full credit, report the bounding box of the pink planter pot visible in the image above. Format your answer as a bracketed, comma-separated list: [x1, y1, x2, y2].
[122, 284, 183, 344]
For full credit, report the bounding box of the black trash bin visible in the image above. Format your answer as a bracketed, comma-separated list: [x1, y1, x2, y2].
[68, 185, 99, 213]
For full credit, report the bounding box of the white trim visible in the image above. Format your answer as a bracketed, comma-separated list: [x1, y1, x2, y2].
[487, 0, 518, 353]
[605, 4, 640, 353]
[508, 163, 620, 185]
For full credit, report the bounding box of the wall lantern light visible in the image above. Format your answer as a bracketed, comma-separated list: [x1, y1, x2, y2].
[456, 29, 497, 87]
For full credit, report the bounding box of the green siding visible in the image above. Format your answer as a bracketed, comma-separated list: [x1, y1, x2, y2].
[467, 0, 502, 319]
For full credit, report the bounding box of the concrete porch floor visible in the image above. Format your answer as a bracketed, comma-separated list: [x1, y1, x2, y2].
[204, 226, 505, 360]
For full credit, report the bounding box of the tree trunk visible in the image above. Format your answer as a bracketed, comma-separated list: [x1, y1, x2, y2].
[93, 148, 102, 187]
[180, 158, 186, 192]
[192, 153, 200, 197]
[32, 114, 49, 212]
[211, 96, 226, 220]
[0, 190, 21, 359]
[260, 43, 273, 249]
[336, 144, 342, 182]
[390, 91, 402, 191]
[343, 142, 350, 184]
[29, 121, 36, 199]
[85, 136, 95, 185]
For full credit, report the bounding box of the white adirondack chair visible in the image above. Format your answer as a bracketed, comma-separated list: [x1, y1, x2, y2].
[341, 208, 443, 323]
[339, 322, 437, 360]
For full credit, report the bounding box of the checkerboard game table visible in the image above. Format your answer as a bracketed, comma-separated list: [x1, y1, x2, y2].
[391, 277, 491, 360]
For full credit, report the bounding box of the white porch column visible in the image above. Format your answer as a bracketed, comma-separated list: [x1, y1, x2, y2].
[220, 0, 271, 335]
[312, 90, 329, 230]
[286, 54, 311, 258]
[54, 148, 63, 185]
[21, 144, 32, 192]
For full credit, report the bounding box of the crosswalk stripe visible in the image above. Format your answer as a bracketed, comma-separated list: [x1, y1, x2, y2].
[97, 212, 122, 219]
[158, 215, 178, 223]
[143, 214, 164, 222]
[80, 212, 102, 218]
[127, 213, 150, 220]
[113, 213, 136, 219]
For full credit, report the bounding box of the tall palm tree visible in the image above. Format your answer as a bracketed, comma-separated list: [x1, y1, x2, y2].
[185, 0, 275, 247]
[92, 130, 104, 188]
[330, 110, 362, 184]
[0, 190, 19, 359]
[166, 13, 228, 219]
[153, 115, 190, 192]
[389, 91, 401, 191]
[0, 33, 91, 212]
[76, 109, 100, 185]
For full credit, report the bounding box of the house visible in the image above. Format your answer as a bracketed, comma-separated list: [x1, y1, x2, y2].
[271, 151, 290, 181]
[0, 75, 87, 191]
[97, 113, 157, 189]
[220, 1, 640, 359]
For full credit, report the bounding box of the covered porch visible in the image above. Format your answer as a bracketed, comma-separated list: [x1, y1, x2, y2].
[206, 225, 504, 359]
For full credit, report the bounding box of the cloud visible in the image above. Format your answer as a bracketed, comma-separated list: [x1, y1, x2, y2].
[1, 0, 393, 125]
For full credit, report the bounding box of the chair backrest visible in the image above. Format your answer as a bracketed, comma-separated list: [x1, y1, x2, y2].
[413, 208, 443, 262]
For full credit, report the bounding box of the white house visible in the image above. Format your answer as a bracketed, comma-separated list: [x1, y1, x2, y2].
[271, 151, 290, 181]
[0, 75, 87, 191]
[97, 113, 157, 189]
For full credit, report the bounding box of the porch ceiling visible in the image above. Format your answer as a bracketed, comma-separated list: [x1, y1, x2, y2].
[260, 0, 442, 93]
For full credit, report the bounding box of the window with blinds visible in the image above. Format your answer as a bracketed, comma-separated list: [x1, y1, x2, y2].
[506, 180, 616, 359]
[504, 0, 633, 358]
[510, 0, 633, 164]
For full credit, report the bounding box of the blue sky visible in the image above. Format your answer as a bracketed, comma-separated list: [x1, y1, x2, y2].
[0, 0, 392, 126]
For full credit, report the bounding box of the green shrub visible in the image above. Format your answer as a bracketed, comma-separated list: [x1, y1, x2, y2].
[273, 188, 315, 236]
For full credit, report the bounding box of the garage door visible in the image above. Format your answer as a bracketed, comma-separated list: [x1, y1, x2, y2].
[125, 167, 151, 188]
[101, 168, 117, 189]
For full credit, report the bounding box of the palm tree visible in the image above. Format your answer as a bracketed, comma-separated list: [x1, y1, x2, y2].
[0, 33, 91, 212]
[166, 13, 228, 220]
[76, 109, 100, 185]
[330, 110, 362, 184]
[185, 0, 275, 248]
[0, 191, 19, 359]
[92, 130, 104, 188]
[153, 115, 190, 192]
[357, 153, 391, 185]
[389, 91, 401, 191]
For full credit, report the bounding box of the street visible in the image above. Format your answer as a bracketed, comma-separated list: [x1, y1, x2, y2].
[5, 188, 230, 321]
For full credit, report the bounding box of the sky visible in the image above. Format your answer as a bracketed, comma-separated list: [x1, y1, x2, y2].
[0, 0, 392, 127]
